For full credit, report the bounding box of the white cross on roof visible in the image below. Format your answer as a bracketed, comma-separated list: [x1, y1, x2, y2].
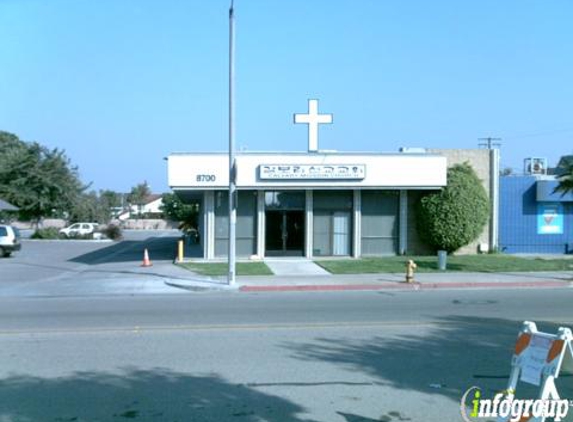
[294, 99, 333, 152]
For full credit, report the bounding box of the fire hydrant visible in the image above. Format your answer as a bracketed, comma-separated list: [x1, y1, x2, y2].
[405, 259, 417, 283]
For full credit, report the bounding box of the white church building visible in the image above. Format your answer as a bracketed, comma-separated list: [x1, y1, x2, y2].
[167, 100, 495, 259]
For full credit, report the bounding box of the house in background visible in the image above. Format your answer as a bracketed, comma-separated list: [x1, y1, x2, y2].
[0, 198, 19, 223]
[0, 198, 19, 212]
[117, 194, 164, 221]
[500, 156, 573, 254]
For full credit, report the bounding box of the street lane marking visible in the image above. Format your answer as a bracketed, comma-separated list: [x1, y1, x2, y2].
[1, 318, 572, 336]
[0, 320, 451, 336]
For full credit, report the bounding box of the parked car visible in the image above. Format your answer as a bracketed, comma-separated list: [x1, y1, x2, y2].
[59, 223, 99, 238]
[0, 224, 22, 257]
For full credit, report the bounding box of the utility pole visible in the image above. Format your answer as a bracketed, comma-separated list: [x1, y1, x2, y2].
[227, 0, 236, 285]
[478, 137, 501, 253]
[478, 137, 502, 149]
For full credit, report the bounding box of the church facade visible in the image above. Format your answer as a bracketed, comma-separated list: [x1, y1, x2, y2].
[167, 100, 496, 259]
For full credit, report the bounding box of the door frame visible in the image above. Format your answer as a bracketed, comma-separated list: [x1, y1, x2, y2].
[264, 210, 305, 257]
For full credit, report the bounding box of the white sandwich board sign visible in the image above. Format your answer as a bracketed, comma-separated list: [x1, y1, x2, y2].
[497, 321, 573, 422]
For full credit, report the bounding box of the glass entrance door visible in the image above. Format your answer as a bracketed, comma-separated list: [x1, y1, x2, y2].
[265, 210, 305, 256]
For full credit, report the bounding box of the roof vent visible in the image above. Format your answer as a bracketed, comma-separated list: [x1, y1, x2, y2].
[399, 147, 427, 153]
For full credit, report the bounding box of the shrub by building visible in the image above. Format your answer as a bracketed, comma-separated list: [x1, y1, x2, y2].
[416, 162, 490, 253]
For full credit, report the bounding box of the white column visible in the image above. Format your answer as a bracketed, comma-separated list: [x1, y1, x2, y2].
[305, 190, 313, 258]
[399, 190, 408, 255]
[257, 190, 265, 258]
[198, 194, 206, 258]
[353, 190, 361, 258]
[204, 191, 215, 260]
[490, 148, 500, 251]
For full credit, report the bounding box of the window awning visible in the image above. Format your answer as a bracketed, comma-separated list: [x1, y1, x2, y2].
[536, 180, 573, 202]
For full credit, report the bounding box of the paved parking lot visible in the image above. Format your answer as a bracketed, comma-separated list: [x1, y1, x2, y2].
[0, 230, 199, 297]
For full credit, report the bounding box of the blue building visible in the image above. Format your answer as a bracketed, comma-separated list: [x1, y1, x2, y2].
[500, 171, 573, 254]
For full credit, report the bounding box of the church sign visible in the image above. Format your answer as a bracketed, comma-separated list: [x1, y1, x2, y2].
[259, 164, 366, 180]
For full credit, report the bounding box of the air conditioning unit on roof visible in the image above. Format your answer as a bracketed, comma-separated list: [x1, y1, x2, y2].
[524, 157, 547, 175]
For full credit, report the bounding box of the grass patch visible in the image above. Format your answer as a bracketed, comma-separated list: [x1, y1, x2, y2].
[316, 255, 573, 274]
[178, 262, 273, 276]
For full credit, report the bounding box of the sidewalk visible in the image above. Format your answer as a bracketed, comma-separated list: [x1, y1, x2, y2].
[166, 267, 573, 293]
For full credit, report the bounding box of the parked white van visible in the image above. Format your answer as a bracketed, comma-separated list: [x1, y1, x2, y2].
[0, 225, 22, 257]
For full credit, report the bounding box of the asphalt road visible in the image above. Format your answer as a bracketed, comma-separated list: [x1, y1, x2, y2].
[0, 230, 193, 296]
[1, 289, 573, 422]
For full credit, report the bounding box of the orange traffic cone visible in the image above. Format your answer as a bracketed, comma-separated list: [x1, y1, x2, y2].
[141, 248, 153, 267]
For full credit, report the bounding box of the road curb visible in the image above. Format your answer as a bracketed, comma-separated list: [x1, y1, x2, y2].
[22, 239, 114, 243]
[239, 281, 571, 293]
[164, 280, 239, 293]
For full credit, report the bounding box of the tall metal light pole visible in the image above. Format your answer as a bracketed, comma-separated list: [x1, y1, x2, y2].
[479, 137, 501, 253]
[228, 1, 237, 285]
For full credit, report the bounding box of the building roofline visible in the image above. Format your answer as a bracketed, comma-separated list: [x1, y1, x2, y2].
[168, 151, 444, 157]
[171, 185, 442, 191]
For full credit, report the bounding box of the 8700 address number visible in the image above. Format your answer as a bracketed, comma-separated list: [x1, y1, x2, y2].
[196, 174, 216, 182]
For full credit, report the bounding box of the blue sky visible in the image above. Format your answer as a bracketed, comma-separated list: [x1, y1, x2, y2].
[1, 0, 572, 192]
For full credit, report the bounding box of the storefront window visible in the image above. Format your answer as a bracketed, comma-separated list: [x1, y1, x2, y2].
[214, 191, 257, 257]
[361, 191, 399, 255]
[313, 191, 352, 256]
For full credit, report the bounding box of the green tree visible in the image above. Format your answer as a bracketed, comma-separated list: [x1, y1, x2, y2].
[500, 167, 513, 176]
[128, 181, 151, 217]
[416, 162, 490, 253]
[68, 191, 113, 224]
[100, 189, 122, 210]
[553, 156, 573, 196]
[99, 189, 124, 220]
[160, 192, 198, 233]
[0, 131, 85, 224]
